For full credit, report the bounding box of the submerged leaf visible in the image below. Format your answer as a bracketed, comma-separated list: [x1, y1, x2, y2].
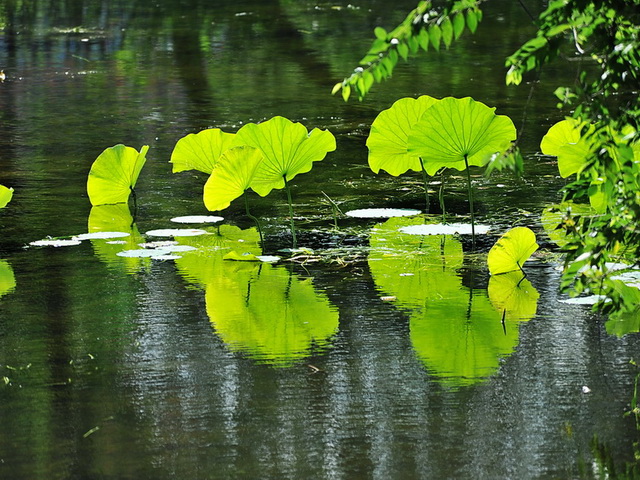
[170, 128, 236, 174]
[87, 144, 149, 206]
[408, 97, 516, 173]
[203, 145, 264, 211]
[487, 227, 539, 275]
[367, 95, 439, 176]
[234, 116, 336, 196]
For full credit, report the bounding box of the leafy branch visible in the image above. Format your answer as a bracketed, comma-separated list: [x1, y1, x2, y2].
[332, 0, 483, 101]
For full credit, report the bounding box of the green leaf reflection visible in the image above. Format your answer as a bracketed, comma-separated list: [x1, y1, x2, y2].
[0, 260, 16, 298]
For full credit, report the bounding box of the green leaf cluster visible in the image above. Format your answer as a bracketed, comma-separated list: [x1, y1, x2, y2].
[332, 0, 482, 101]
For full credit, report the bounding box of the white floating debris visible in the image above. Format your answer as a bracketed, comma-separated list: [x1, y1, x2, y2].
[145, 228, 208, 237]
[582, 386, 591, 394]
[345, 208, 421, 218]
[75, 231, 130, 240]
[170, 215, 224, 224]
[256, 255, 281, 263]
[29, 238, 82, 247]
[399, 223, 491, 236]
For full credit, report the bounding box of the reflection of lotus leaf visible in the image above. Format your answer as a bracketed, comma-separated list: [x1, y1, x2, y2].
[174, 225, 261, 287]
[0, 260, 16, 298]
[88, 204, 149, 273]
[410, 289, 521, 389]
[206, 264, 339, 366]
[488, 271, 539, 322]
[369, 216, 464, 308]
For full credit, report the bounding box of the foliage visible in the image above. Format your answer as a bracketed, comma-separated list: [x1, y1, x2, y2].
[332, 0, 482, 101]
[0, 185, 13, 208]
[87, 144, 149, 206]
[170, 128, 236, 174]
[487, 227, 539, 275]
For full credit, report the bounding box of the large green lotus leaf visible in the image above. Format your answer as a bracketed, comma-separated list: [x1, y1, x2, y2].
[541, 201, 593, 247]
[206, 264, 339, 366]
[407, 97, 517, 173]
[203, 146, 264, 211]
[87, 144, 149, 206]
[88, 204, 148, 273]
[487, 227, 538, 275]
[174, 225, 261, 287]
[366, 95, 439, 176]
[368, 216, 464, 309]
[0, 185, 13, 208]
[234, 116, 336, 196]
[488, 270, 539, 323]
[170, 128, 236, 174]
[540, 118, 593, 178]
[0, 260, 16, 298]
[410, 288, 521, 389]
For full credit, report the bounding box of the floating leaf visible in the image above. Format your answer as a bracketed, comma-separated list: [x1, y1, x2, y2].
[487, 227, 539, 275]
[344, 208, 420, 218]
[203, 146, 264, 211]
[170, 128, 236, 174]
[408, 97, 516, 173]
[399, 222, 491, 236]
[234, 116, 336, 196]
[170, 215, 224, 224]
[367, 95, 439, 175]
[145, 228, 208, 237]
[0, 185, 13, 208]
[87, 144, 149, 206]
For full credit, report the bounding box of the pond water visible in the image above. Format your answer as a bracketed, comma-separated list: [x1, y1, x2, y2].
[1, 1, 639, 479]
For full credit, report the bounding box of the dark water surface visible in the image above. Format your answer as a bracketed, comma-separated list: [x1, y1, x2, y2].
[1, 1, 639, 479]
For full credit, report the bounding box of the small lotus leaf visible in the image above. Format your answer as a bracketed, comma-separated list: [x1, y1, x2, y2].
[540, 118, 592, 177]
[170, 128, 236, 174]
[203, 146, 264, 211]
[487, 227, 539, 275]
[0, 185, 14, 208]
[87, 144, 149, 206]
[366, 95, 439, 175]
[234, 116, 336, 196]
[408, 97, 516, 173]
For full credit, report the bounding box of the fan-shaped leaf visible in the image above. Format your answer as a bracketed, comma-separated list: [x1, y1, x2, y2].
[203, 146, 264, 211]
[170, 128, 236, 174]
[0, 185, 13, 208]
[407, 97, 516, 173]
[540, 118, 592, 178]
[487, 227, 539, 275]
[366, 95, 439, 176]
[87, 144, 149, 206]
[234, 116, 336, 196]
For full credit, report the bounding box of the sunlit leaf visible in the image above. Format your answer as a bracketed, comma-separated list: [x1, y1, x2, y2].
[488, 270, 539, 322]
[87, 144, 149, 206]
[487, 227, 539, 275]
[234, 116, 336, 196]
[170, 128, 236, 174]
[408, 97, 516, 173]
[541, 201, 593, 247]
[0, 185, 13, 208]
[203, 146, 264, 211]
[540, 118, 592, 177]
[367, 95, 439, 176]
[0, 260, 16, 298]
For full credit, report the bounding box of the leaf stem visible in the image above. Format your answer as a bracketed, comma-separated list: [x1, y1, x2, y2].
[439, 168, 446, 223]
[284, 175, 297, 249]
[244, 191, 264, 247]
[464, 155, 476, 249]
[419, 158, 430, 214]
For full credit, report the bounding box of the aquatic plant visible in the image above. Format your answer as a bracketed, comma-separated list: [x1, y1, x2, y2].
[170, 128, 235, 174]
[0, 185, 13, 208]
[87, 144, 149, 206]
[487, 227, 539, 276]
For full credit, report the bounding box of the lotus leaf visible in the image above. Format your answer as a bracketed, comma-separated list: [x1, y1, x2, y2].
[206, 264, 339, 366]
[0, 260, 16, 298]
[407, 96, 516, 172]
[87, 144, 149, 206]
[487, 270, 539, 322]
[170, 128, 236, 174]
[203, 146, 264, 211]
[366, 95, 439, 175]
[234, 116, 336, 196]
[487, 227, 538, 275]
[540, 118, 593, 178]
[0, 185, 13, 208]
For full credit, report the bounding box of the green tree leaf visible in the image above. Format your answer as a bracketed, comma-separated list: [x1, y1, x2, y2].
[234, 116, 336, 196]
[366, 95, 439, 176]
[440, 16, 454, 48]
[407, 96, 516, 173]
[170, 128, 236, 174]
[87, 144, 149, 206]
[0, 185, 14, 208]
[487, 227, 539, 275]
[203, 146, 264, 211]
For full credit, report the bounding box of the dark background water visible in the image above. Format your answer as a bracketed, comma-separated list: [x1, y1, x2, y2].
[1, 1, 639, 478]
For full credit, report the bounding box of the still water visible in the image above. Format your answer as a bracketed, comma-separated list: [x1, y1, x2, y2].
[1, 1, 639, 478]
